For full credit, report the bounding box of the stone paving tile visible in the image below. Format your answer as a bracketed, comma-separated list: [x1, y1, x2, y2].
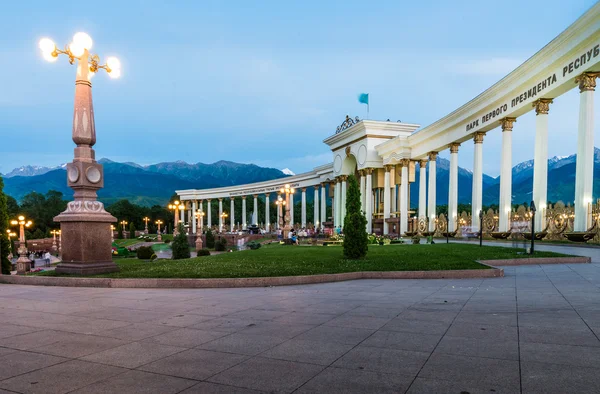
[75, 307, 170, 323]
[100, 322, 175, 341]
[406, 377, 517, 394]
[141, 327, 228, 348]
[333, 345, 429, 375]
[434, 335, 519, 361]
[81, 341, 186, 368]
[189, 317, 262, 333]
[296, 366, 413, 393]
[272, 311, 336, 325]
[198, 333, 288, 356]
[454, 311, 518, 326]
[521, 360, 600, 394]
[519, 325, 600, 347]
[180, 382, 265, 393]
[0, 330, 74, 351]
[418, 353, 520, 392]
[146, 312, 217, 327]
[0, 351, 67, 380]
[139, 348, 248, 380]
[520, 341, 600, 368]
[360, 330, 442, 353]
[294, 325, 376, 346]
[30, 334, 129, 358]
[226, 309, 290, 321]
[208, 356, 324, 393]
[323, 315, 391, 330]
[380, 317, 450, 335]
[0, 360, 126, 394]
[261, 338, 354, 366]
[0, 346, 17, 358]
[239, 321, 316, 339]
[69, 370, 196, 394]
[0, 323, 41, 339]
[445, 321, 518, 341]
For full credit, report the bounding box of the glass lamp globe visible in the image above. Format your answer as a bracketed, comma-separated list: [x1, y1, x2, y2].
[38, 38, 55, 53]
[108, 69, 121, 79]
[106, 57, 121, 71]
[73, 32, 93, 50]
[69, 42, 85, 57]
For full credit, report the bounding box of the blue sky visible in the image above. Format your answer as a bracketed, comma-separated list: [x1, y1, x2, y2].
[0, 0, 598, 177]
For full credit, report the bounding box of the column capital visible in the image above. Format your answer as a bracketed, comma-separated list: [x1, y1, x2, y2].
[532, 98, 553, 115]
[419, 159, 428, 168]
[241, 196, 246, 199]
[428, 151, 438, 161]
[314, 185, 320, 190]
[218, 198, 223, 202]
[339, 175, 348, 182]
[265, 193, 270, 198]
[253, 194, 258, 198]
[358, 169, 365, 176]
[321, 182, 328, 187]
[301, 187, 306, 192]
[499, 117, 517, 132]
[474, 131, 486, 144]
[363, 167, 374, 175]
[207, 199, 211, 202]
[449, 143, 460, 153]
[399, 159, 410, 168]
[575, 72, 600, 92]
[383, 164, 395, 172]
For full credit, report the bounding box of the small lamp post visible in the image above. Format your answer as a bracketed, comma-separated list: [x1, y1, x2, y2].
[50, 230, 59, 252]
[220, 212, 228, 233]
[120, 220, 128, 239]
[168, 201, 184, 235]
[278, 184, 295, 238]
[143, 217, 150, 234]
[479, 210, 484, 247]
[155, 220, 163, 241]
[110, 225, 115, 243]
[195, 211, 205, 233]
[530, 201, 536, 255]
[6, 229, 17, 261]
[11, 216, 33, 275]
[275, 196, 287, 234]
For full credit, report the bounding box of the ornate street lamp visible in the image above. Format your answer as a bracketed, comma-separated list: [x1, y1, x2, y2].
[110, 225, 115, 243]
[195, 211, 205, 233]
[40, 32, 121, 275]
[50, 230, 60, 252]
[530, 201, 537, 255]
[278, 184, 295, 238]
[155, 220, 163, 241]
[6, 229, 17, 260]
[275, 196, 287, 234]
[220, 212, 228, 233]
[143, 217, 150, 234]
[10, 216, 33, 275]
[168, 201, 184, 235]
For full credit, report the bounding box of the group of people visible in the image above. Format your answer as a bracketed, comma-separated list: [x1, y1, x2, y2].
[27, 251, 53, 267]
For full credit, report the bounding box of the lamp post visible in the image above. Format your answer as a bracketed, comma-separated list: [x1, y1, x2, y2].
[11, 216, 33, 275]
[168, 201, 184, 235]
[479, 209, 484, 247]
[110, 225, 115, 243]
[155, 220, 163, 241]
[220, 212, 228, 233]
[143, 217, 150, 234]
[120, 220, 128, 239]
[50, 230, 59, 252]
[195, 211, 205, 233]
[275, 196, 287, 236]
[278, 184, 295, 238]
[6, 229, 17, 261]
[40, 32, 121, 275]
[530, 201, 537, 255]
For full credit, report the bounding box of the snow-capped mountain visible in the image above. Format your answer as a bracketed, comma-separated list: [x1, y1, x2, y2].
[281, 168, 295, 176]
[1, 164, 66, 178]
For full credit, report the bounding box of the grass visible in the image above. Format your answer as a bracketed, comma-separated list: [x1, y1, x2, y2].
[113, 239, 143, 247]
[39, 243, 569, 279]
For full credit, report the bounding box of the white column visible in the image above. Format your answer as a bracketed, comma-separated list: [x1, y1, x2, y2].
[365, 169, 373, 233]
[448, 143, 460, 232]
[391, 184, 397, 216]
[242, 196, 247, 230]
[230, 198, 235, 232]
[290, 193, 294, 226]
[265, 194, 270, 231]
[383, 166, 392, 235]
[533, 99, 552, 231]
[574, 73, 597, 231]
[427, 152, 437, 232]
[192, 200, 197, 234]
[314, 186, 319, 229]
[198, 200, 204, 232]
[419, 160, 427, 219]
[180, 203, 185, 224]
[320, 183, 326, 229]
[207, 200, 212, 228]
[253, 195, 258, 226]
[301, 188, 307, 228]
[499, 118, 516, 232]
[187, 204, 192, 233]
[218, 198, 223, 232]
[334, 179, 341, 228]
[340, 176, 347, 227]
[400, 160, 409, 234]
[472, 132, 485, 231]
[360, 171, 366, 213]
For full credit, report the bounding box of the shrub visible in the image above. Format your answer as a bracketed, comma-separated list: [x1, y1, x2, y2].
[172, 223, 191, 260]
[164, 239, 171, 244]
[117, 223, 124, 239]
[116, 247, 129, 257]
[150, 253, 158, 261]
[214, 237, 227, 251]
[412, 235, 421, 244]
[129, 222, 136, 239]
[205, 229, 215, 248]
[0, 177, 11, 275]
[343, 175, 368, 259]
[245, 241, 261, 250]
[196, 248, 211, 256]
[136, 246, 154, 260]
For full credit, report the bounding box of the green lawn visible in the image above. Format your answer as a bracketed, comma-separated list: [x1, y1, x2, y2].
[40, 244, 568, 279]
[113, 239, 143, 247]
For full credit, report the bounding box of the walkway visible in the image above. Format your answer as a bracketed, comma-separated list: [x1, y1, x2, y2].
[0, 261, 599, 393]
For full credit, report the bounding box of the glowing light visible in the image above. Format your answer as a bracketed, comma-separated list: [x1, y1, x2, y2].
[106, 56, 121, 71]
[38, 38, 55, 53]
[42, 51, 57, 62]
[72, 32, 93, 50]
[108, 68, 121, 79]
[69, 42, 85, 57]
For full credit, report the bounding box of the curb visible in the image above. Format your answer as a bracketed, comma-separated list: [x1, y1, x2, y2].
[0, 266, 503, 289]
[480, 256, 591, 266]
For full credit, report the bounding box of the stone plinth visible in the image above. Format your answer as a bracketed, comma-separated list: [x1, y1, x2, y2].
[54, 201, 118, 275]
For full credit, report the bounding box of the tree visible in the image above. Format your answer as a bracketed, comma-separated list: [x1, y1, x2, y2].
[205, 229, 215, 248]
[0, 177, 11, 274]
[129, 222, 136, 239]
[343, 175, 368, 259]
[171, 223, 191, 260]
[117, 223, 124, 239]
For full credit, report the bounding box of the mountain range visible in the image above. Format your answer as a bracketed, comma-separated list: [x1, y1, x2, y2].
[3, 149, 600, 207]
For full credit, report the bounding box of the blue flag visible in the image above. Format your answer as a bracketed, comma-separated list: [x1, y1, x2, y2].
[358, 93, 369, 105]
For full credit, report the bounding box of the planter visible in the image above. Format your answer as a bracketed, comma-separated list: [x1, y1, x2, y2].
[442, 230, 458, 238]
[564, 232, 595, 243]
[522, 231, 548, 241]
[490, 231, 512, 240]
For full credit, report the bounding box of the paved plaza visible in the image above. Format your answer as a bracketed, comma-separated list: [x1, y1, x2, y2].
[0, 259, 599, 393]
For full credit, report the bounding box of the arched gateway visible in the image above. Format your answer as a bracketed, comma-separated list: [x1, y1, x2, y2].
[177, 3, 600, 236]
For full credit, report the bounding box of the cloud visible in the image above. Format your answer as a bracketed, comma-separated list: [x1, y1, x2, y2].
[451, 57, 524, 76]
